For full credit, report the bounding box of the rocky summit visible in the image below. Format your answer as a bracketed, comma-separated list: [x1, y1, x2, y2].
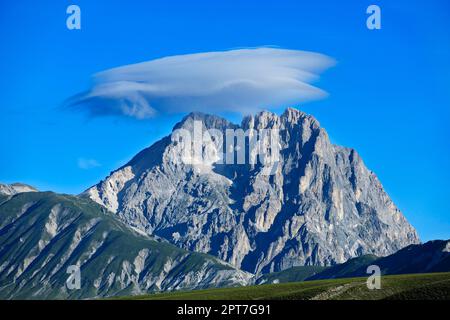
[85, 108, 420, 274]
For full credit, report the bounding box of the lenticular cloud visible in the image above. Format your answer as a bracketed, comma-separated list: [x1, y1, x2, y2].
[68, 48, 335, 119]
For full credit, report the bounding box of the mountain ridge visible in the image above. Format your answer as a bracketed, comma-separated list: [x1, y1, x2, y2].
[84, 107, 419, 274]
[0, 191, 251, 299]
[0, 188, 445, 299]
[253, 240, 450, 284]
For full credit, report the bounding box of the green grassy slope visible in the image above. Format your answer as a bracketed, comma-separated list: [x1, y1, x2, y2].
[308, 241, 450, 281]
[255, 266, 327, 284]
[307, 254, 379, 280]
[0, 194, 9, 205]
[118, 272, 450, 300]
[0, 192, 245, 299]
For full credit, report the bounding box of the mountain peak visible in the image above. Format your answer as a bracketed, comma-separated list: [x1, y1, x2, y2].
[173, 107, 317, 132]
[85, 108, 419, 273]
[283, 106, 306, 116]
[281, 107, 320, 127]
[174, 111, 237, 131]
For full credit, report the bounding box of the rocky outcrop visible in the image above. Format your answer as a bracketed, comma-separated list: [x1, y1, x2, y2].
[85, 108, 420, 274]
[0, 182, 37, 195]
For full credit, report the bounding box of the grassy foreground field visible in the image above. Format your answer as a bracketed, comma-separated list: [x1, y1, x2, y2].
[118, 272, 450, 300]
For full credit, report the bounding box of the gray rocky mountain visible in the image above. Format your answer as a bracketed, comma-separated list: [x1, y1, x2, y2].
[85, 108, 419, 274]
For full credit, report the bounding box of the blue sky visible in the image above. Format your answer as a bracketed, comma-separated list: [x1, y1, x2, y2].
[0, 0, 449, 241]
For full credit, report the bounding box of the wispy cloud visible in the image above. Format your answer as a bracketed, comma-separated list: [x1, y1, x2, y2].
[77, 158, 101, 170]
[67, 48, 335, 119]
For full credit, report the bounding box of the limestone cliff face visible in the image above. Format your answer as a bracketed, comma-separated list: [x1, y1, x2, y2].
[85, 108, 419, 274]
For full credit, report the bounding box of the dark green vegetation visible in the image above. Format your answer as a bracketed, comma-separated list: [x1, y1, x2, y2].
[255, 266, 327, 284]
[0, 192, 243, 299]
[308, 240, 450, 280]
[119, 272, 450, 300]
[253, 255, 378, 285]
[254, 240, 450, 284]
[306, 255, 378, 280]
[0, 194, 9, 205]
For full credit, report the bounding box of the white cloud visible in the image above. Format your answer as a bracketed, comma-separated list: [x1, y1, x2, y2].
[77, 158, 101, 170]
[68, 48, 335, 119]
